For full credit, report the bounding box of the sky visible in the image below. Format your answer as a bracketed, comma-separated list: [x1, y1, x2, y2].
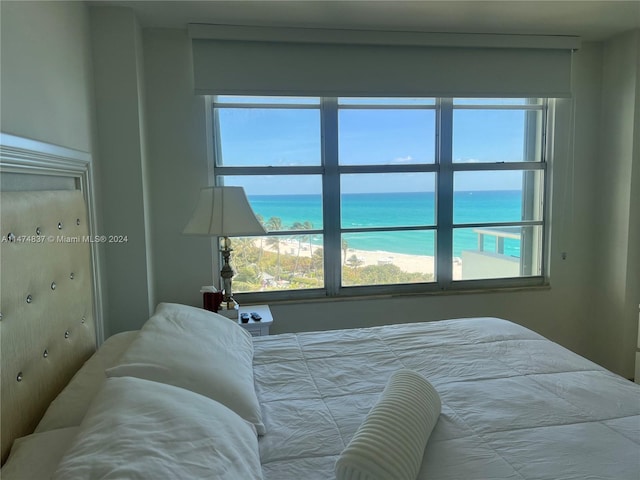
[217, 98, 541, 196]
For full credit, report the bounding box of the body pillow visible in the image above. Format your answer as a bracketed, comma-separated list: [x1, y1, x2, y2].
[335, 369, 441, 480]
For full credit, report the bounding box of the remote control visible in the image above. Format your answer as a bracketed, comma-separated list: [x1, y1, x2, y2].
[240, 313, 250, 323]
[250, 312, 262, 321]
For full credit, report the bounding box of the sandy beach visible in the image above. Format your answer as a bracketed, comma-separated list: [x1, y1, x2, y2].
[257, 238, 462, 280]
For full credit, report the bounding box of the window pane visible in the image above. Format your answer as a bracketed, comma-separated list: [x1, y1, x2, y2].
[221, 175, 323, 230]
[342, 231, 435, 287]
[213, 95, 549, 295]
[339, 98, 435, 106]
[454, 225, 542, 280]
[215, 96, 320, 105]
[453, 109, 543, 162]
[231, 236, 324, 293]
[216, 108, 321, 166]
[341, 173, 436, 228]
[453, 171, 543, 224]
[338, 109, 435, 165]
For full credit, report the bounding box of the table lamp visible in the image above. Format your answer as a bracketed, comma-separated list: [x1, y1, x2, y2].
[183, 186, 266, 318]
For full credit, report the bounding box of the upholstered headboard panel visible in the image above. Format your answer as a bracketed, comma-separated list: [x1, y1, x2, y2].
[0, 190, 96, 463]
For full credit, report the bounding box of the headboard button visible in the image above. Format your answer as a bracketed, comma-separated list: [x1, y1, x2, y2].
[51, 282, 56, 290]
[64, 330, 70, 339]
[76, 218, 81, 226]
[70, 272, 74, 280]
[16, 372, 23, 382]
[26, 294, 32, 304]
[7, 233, 15, 242]
[36, 227, 41, 235]
[0, 312, 3, 320]
[81, 316, 86, 324]
[43, 349, 48, 358]
[58, 222, 63, 230]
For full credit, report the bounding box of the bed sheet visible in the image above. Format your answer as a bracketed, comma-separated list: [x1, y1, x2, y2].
[253, 317, 640, 480]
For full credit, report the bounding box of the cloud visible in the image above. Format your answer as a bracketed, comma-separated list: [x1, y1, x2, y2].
[392, 155, 414, 163]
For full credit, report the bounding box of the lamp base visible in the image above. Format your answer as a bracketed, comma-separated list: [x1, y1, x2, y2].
[217, 299, 239, 319]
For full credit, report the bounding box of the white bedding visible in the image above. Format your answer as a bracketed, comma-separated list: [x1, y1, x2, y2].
[10, 316, 639, 479]
[53, 377, 263, 480]
[108, 303, 265, 434]
[253, 317, 640, 480]
[36, 331, 138, 432]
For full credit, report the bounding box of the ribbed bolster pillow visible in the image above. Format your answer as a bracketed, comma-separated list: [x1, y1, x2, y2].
[335, 369, 441, 480]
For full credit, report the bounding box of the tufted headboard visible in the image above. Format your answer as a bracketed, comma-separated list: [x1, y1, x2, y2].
[0, 190, 97, 463]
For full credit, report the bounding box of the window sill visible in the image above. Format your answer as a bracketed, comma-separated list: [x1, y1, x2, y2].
[236, 279, 551, 307]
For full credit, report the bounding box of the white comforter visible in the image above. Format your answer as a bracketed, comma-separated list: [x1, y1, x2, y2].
[253, 317, 640, 479]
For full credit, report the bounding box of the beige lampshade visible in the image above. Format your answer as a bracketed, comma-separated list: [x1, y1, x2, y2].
[183, 186, 266, 236]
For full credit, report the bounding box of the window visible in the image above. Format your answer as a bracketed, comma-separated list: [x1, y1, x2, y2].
[212, 96, 548, 300]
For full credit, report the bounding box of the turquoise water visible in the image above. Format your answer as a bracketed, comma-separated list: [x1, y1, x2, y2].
[249, 191, 523, 258]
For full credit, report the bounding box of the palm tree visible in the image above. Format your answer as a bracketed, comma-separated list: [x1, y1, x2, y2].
[290, 221, 306, 276]
[342, 237, 349, 265]
[311, 248, 323, 278]
[266, 217, 283, 280]
[266, 216, 282, 232]
[255, 214, 266, 267]
[232, 237, 254, 265]
[302, 221, 314, 273]
[347, 253, 364, 269]
[302, 220, 315, 273]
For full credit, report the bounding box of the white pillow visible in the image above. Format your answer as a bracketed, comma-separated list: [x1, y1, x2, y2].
[1, 427, 78, 480]
[53, 377, 264, 480]
[335, 369, 441, 480]
[107, 302, 265, 434]
[106, 362, 171, 380]
[36, 331, 138, 432]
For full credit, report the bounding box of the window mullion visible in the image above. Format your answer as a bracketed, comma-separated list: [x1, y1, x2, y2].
[437, 99, 454, 286]
[321, 98, 341, 296]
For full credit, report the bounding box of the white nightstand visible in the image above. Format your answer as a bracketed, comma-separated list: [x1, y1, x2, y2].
[238, 305, 273, 337]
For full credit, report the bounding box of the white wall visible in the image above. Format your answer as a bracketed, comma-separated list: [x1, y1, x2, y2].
[633, 35, 640, 382]
[143, 29, 213, 316]
[591, 30, 640, 378]
[89, 7, 155, 336]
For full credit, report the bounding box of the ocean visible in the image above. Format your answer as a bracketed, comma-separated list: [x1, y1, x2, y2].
[248, 191, 523, 258]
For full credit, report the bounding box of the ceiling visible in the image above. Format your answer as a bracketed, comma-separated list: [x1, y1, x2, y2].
[92, 0, 640, 41]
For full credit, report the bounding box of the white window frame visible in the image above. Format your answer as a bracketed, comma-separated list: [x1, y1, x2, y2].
[210, 96, 550, 303]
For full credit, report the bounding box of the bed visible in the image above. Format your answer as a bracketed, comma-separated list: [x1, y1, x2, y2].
[1, 189, 639, 480]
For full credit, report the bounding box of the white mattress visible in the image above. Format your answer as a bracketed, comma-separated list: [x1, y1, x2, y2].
[252, 317, 640, 479]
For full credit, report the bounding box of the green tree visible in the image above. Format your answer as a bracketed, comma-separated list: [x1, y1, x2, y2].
[311, 247, 323, 278]
[232, 237, 258, 266]
[290, 222, 304, 275]
[266, 217, 283, 280]
[303, 221, 314, 274]
[342, 237, 349, 265]
[255, 214, 266, 267]
[346, 253, 364, 269]
[291, 221, 313, 276]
